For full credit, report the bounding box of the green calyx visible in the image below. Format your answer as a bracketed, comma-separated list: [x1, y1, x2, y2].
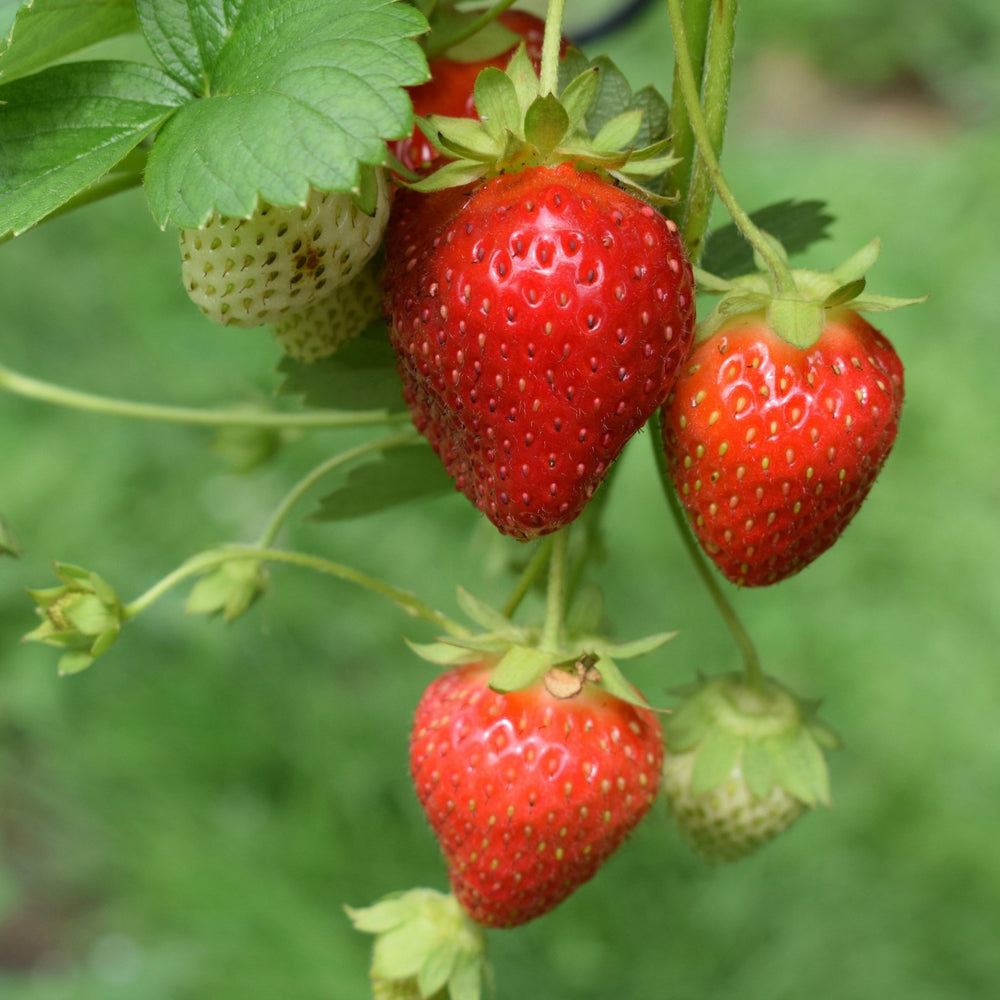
[346, 888, 490, 1000]
[410, 46, 677, 201]
[407, 587, 674, 711]
[665, 672, 841, 807]
[24, 562, 125, 675]
[694, 238, 927, 348]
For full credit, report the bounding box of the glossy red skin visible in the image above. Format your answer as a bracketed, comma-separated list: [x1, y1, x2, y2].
[391, 10, 552, 173]
[409, 662, 664, 928]
[384, 162, 696, 539]
[661, 309, 905, 586]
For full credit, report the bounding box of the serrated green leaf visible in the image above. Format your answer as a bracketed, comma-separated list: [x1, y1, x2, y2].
[143, 0, 428, 228]
[418, 941, 460, 998]
[702, 200, 834, 280]
[135, 0, 229, 92]
[276, 322, 405, 412]
[690, 727, 742, 795]
[0, 0, 139, 84]
[740, 739, 775, 801]
[311, 445, 454, 522]
[489, 646, 551, 692]
[0, 60, 187, 238]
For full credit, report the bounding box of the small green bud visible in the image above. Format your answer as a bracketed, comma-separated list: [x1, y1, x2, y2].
[24, 563, 124, 674]
[185, 559, 267, 623]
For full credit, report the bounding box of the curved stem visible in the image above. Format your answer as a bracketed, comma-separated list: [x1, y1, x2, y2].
[501, 536, 554, 620]
[539, 528, 569, 651]
[424, 0, 520, 61]
[256, 432, 421, 547]
[664, 0, 795, 293]
[649, 420, 763, 688]
[680, 0, 737, 264]
[124, 545, 468, 637]
[0, 361, 410, 431]
[539, 0, 567, 96]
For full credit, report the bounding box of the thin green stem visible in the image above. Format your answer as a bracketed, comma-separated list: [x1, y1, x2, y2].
[539, 528, 569, 651]
[649, 420, 763, 688]
[0, 361, 410, 430]
[424, 0, 520, 60]
[538, 0, 567, 96]
[680, 0, 738, 264]
[124, 545, 468, 637]
[664, 0, 795, 293]
[255, 432, 421, 547]
[665, 0, 712, 222]
[501, 536, 554, 620]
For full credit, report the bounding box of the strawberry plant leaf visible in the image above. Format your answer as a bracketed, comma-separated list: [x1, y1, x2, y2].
[135, 0, 232, 92]
[489, 645, 552, 692]
[702, 199, 835, 279]
[276, 323, 406, 413]
[418, 940, 461, 998]
[142, 0, 428, 228]
[0, 60, 187, 238]
[310, 446, 455, 522]
[740, 739, 775, 801]
[0, 0, 139, 84]
[455, 588, 516, 635]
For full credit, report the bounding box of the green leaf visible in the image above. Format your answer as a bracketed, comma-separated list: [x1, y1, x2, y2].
[592, 109, 642, 152]
[345, 896, 413, 935]
[664, 694, 712, 752]
[276, 322, 405, 413]
[448, 950, 484, 1000]
[418, 941, 460, 998]
[143, 0, 428, 228]
[473, 65, 521, 142]
[58, 650, 96, 675]
[311, 446, 454, 522]
[0, 60, 187, 238]
[0, 0, 139, 84]
[702, 200, 835, 280]
[405, 640, 480, 667]
[740, 739, 775, 801]
[489, 645, 551, 692]
[136, 0, 232, 92]
[455, 588, 514, 634]
[690, 727, 742, 795]
[524, 92, 568, 154]
[558, 65, 599, 132]
[590, 631, 676, 660]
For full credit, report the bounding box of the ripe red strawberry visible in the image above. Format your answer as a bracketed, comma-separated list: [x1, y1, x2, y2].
[661, 308, 904, 586]
[409, 660, 664, 928]
[385, 162, 696, 540]
[390, 10, 552, 173]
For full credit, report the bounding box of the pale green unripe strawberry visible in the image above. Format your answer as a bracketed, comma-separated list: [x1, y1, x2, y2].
[661, 672, 839, 863]
[179, 168, 390, 328]
[271, 256, 383, 362]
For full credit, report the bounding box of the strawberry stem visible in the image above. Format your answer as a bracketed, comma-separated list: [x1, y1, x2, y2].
[540, 528, 570, 651]
[124, 546, 468, 637]
[256, 432, 422, 548]
[539, 0, 568, 96]
[664, 0, 795, 294]
[649, 421, 763, 689]
[0, 361, 412, 431]
[679, 0, 737, 264]
[502, 536, 555, 620]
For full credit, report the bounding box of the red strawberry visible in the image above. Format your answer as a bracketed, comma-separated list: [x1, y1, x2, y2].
[385, 162, 696, 540]
[661, 307, 905, 586]
[391, 10, 553, 173]
[409, 660, 664, 928]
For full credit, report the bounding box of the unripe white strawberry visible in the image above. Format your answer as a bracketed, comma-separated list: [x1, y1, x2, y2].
[661, 672, 839, 863]
[179, 168, 390, 328]
[271, 256, 383, 362]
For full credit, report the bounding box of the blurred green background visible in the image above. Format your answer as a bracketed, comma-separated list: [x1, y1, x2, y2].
[2, 1, 999, 997]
